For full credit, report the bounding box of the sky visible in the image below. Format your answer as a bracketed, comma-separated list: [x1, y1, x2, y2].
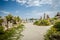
[0, 0, 60, 19]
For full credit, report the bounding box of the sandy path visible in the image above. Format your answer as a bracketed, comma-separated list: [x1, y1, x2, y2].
[21, 23, 51, 40]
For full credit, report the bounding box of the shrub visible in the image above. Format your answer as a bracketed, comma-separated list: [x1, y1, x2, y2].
[44, 21, 60, 40]
[34, 20, 50, 26]
[0, 19, 3, 25]
[0, 24, 24, 40]
[49, 32, 60, 40]
[45, 31, 60, 40]
[34, 21, 40, 25]
[39, 20, 50, 26]
[0, 26, 4, 34]
[53, 21, 60, 31]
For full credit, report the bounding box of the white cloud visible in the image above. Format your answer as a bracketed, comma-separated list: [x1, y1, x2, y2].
[52, 0, 60, 9]
[16, 0, 52, 7]
[0, 11, 10, 14]
[3, 0, 60, 8]
[16, 0, 27, 4]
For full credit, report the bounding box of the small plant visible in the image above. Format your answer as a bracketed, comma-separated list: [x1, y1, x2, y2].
[0, 14, 24, 40]
[34, 21, 39, 25]
[53, 21, 60, 31]
[44, 21, 60, 40]
[0, 24, 24, 40]
[0, 26, 4, 34]
[39, 20, 50, 26]
[34, 19, 50, 26]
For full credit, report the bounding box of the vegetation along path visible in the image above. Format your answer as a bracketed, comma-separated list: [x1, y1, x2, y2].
[21, 23, 51, 40]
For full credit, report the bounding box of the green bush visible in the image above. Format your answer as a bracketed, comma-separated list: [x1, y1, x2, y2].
[34, 20, 50, 26]
[0, 26, 4, 34]
[0, 24, 24, 40]
[49, 32, 60, 40]
[44, 21, 60, 40]
[0, 27, 15, 40]
[34, 21, 40, 25]
[39, 20, 50, 26]
[53, 21, 60, 31]
[0, 19, 3, 25]
[45, 30, 60, 40]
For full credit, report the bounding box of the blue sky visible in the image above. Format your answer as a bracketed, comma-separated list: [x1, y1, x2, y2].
[0, 0, 60, 19]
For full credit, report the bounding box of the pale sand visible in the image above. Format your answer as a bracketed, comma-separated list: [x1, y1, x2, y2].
[21, 23, 51, 40]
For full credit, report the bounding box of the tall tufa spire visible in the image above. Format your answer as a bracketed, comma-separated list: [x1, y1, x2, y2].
[44, 13, 46, 19]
